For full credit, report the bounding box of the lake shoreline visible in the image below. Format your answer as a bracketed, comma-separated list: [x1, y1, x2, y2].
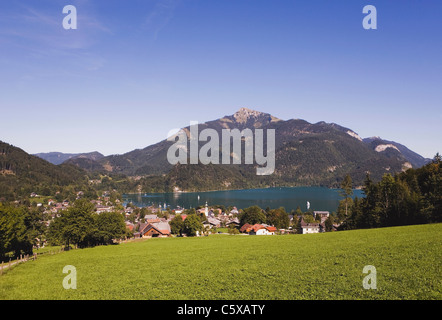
[123, 186, 365, 213]
[123, 185, 359, 196]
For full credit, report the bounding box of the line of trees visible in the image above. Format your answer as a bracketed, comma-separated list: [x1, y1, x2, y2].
[0, 204, 46, 262]
[169, 213, 205, 236]
[238, 206, 292, 229]
[47, 199, 131, 248]
[238, 205, 340, 233]
[1, 198, 133, 261]
[340, 154, 441, 230]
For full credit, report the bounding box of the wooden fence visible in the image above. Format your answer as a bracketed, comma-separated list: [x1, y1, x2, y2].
[0, 247, 66, 276]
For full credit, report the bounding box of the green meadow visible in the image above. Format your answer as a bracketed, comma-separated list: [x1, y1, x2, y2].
[1, 224, 441, 300]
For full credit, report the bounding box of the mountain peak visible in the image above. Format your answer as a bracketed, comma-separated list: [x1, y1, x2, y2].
[234, 107, 264, 120]
[232, 107, 280, 124]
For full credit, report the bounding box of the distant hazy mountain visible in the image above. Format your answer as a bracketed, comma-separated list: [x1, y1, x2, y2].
[34, 151, 104, 165]
[66, 107, 430, 191]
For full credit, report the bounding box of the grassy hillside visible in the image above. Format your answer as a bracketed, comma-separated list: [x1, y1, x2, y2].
[0, 224, 440, 300]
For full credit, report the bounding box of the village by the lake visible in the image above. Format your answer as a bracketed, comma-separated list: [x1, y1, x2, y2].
[25, 186, 347, 248]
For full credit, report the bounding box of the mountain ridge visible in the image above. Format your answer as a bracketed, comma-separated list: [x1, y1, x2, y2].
[0, 140, 88, 200]
[362, 136, 431, 168]
[60, 107, 429, 191]
[1, 109, 435, 198]
[34, 151, 104, 165]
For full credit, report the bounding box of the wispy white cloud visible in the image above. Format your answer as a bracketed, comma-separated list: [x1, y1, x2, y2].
[0, 2, 112, 75]
[0, 3, 112, 49]
[18, 5, 59, 27]
[143, 0, 181, 40]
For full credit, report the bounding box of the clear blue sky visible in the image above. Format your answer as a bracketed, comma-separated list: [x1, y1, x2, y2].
[0, 0, 441, 158]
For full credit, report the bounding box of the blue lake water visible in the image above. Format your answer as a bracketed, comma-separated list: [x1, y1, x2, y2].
[123, 187, 365, 213]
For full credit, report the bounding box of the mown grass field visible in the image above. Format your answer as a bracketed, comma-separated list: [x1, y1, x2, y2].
[0, 224, 441, 300]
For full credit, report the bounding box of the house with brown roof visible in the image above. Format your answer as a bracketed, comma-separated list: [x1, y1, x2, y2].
[226, 217, 240, 228]
[138, 222, 171, 238]
[203, 217, 221, 228]
[300, 218, 320, 234]
[240, 223, 276, 235]
[249, 224, 277, 235]
[240, 223, 253, 233]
